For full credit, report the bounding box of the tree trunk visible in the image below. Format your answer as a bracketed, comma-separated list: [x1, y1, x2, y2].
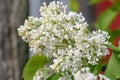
[0, 0, 29, 80]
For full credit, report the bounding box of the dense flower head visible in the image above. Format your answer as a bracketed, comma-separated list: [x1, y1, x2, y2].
[73, 67, 110, 80]
[57, 67, 109, 80]
[18, 1, 110, 80]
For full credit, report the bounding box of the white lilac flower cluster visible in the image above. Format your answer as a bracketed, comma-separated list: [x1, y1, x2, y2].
[18, 1, 110, 80]
[73, 67, 109, 80]
[58, 67, 109, 80]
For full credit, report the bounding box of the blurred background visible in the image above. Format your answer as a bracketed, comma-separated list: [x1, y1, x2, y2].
[0, 0, 120, 80]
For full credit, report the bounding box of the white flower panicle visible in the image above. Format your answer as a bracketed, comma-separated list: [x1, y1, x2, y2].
[50, 30, 110, 73]
[58, 67, 109, 80]
[18, 1, 89, 57]
[18, 1, 110, 80]
[73, 67, 110, 80]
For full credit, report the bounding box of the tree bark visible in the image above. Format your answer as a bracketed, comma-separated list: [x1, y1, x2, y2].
[0, 0, 29, 80]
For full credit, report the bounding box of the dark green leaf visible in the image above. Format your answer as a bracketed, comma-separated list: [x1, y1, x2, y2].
[89, 62, 104, 75]
[108, 29, 120, 42]
[93, 62, 104, 75]
[89, 64, 96, 73]
[88, 0, 103, 5]
[69, 0, 80, 12]
[105, 52, 120, 80]
[47, 73, 61, 80]
[23, 54, 48, 80]
[112, 2, 120, 11]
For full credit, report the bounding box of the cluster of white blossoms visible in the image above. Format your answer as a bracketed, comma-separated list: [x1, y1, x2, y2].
[18, 1, 110, 80]
[73, 67, 109, 80]
[58, 67, 109, 80]
[50, 30, 110, 73]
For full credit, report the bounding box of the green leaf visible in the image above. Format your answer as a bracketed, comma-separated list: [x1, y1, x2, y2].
[69, 0, 80, 12]
[93, 62, 104, 75]
[23, 54, 48, 80]
[112, 2, 120, 11]
[47, 73, 61, 80]
[108, 29, 120, 42]
[105, 52, 120, 80]
[89, 61, 104, 75]
[88, 0, 103, 5]
[96, 8, 118, 30]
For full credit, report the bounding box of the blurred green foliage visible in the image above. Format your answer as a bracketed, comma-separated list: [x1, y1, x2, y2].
[69, 0, 80, 12]
[96, 8, 118, 31]
[105, 52, 120, 80]
[88, 0, 103, 5]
